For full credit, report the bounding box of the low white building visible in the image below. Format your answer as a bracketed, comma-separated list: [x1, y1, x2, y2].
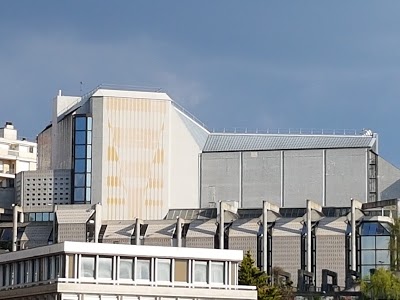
[0, 122, 37, 207]
[0, 241, 256, 300]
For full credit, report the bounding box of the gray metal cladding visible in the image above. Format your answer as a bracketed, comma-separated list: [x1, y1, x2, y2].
[203, 134, 375, 152]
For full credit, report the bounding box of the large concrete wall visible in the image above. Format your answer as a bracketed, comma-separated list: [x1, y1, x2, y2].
[37, 125, 52, 170]
[378, 157, 400, 200]
[201, 148, 369, 208]
[201, 152, 240, 207]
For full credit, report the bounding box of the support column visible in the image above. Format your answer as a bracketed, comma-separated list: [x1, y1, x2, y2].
[12, 205, 22, 252]
[135, 218, 143, 246]
[351, 198, 362, 271]
[219, 201, 224, 249]
[306, 200, 312, 273]
[176, 217, 183, 247]
[262, 201, 268, 273]
[94, 203, 102, 243]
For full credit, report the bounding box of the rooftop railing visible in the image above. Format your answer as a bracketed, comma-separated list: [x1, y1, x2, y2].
[211, 128, 372, 136]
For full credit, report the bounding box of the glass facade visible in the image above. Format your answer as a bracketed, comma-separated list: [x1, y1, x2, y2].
[358, 221, 391, 278]
[72, 116, 92, 204]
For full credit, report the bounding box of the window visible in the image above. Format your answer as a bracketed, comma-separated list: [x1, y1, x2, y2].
[80, 256, 95, 278]
[136, 259, 150, 280]
[174, 259, 188, 282]
[194, 261, 207, 283]
[119, 258, 133, 280]
[98, 257, 113, 279]
[210, 262, 224, 284]
[157, 259, 171, 282]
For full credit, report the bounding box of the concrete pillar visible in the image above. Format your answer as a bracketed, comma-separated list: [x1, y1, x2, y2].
[351, 198, 362, 271]
[176, 217, 183, 247]
[262, 201, 268, 273]
[135, 218, 143, 246]
[219, 201, 224, 250]
[94, 203, 102, 243]
[12, 205, 22, 252]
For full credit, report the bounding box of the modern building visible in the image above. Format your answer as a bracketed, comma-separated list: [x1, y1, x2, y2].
[0, 122, 37, 207]
[0, 241, 257, 300]
[28, 85, 400, 222]
[0, 198, 396, 293]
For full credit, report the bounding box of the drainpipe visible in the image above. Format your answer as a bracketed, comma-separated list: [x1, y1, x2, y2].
[219, 201, 224, 249]
[262, 201, 268, 273]
[176, 217, 183, 247]
[306, 200, 312, 273]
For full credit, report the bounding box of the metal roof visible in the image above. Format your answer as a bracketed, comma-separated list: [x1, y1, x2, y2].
[203, 134, 375, 152]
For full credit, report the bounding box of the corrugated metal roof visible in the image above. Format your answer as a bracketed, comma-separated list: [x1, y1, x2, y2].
[203, 134, 375, 152]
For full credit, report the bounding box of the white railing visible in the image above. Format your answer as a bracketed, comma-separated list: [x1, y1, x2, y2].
[211, 127, 368, 136]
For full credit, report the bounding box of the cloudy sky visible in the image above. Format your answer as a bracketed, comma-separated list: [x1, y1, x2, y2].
[1, 1, 400, 165]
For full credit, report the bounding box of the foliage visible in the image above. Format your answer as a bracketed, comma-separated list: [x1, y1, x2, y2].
[238, 251, 284, 300]
[390, 218, 400, 271]
[361, 268, 400, 299]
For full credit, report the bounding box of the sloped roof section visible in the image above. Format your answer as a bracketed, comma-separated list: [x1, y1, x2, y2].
[203, 134, 376, 152]
[56, 207, 94, 224]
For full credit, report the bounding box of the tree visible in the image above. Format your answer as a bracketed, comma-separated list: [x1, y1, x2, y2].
[238, 251, 281, 300]
[361, 268, 400, 299]
[390, 218, 400, 272]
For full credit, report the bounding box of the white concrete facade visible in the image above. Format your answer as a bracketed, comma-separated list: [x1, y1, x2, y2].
[0, 241, 257, 300]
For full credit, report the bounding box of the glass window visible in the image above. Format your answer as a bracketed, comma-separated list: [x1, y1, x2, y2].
[361, 236, 375, 250]
[362, 250, 375, 265]
[74, 188, 85, 203]
[361, 265, 375, 278]
[29, 213, 35, 221]
[87, 131, 92, 145]
[74, 174, 85, 187]
[136, 259, 150, 280]
[376, 250, 390, 265]
[119, 258, 133, 280]
[376, 236, 390, 249]
[86, 159, 92, 173]
[36, 213, 43, 222]
[86, 188, 91, 202]
[80, 256, 95, 278]
[87, 117, 93, 131]
[87, 145, 92, 158]
[210, 262, 224, 284]
[49, 213, 54, 222]
[43, 213, 49, 222]
[75, 131, 86, 145]
[194, 261, 208, 283]
[75, 117, 86, 131]
[86, 173, 91, 187]
[157, 259, 171, 282]
[75, 145, 86, 159]
[98, 257, 113, 279]
[75, 159, 86, 173]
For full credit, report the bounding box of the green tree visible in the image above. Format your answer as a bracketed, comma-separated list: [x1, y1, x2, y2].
[361, 268, 400, 299]
[238, 251, 281, 300]
[390, 218, 400, 271]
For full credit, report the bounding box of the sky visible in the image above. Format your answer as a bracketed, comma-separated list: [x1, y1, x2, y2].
[1, 1, 400, 165]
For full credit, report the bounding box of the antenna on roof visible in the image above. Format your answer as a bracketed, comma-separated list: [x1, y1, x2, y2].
[80, 81, 83, 95]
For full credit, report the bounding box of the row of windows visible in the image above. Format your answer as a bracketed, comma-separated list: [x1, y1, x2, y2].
[26, 187, 69, 191]
[25, 182, 67, 186]
[0, 253, 234, 288]
[27, 212, 54, 222]
[26, 178, 69, 181]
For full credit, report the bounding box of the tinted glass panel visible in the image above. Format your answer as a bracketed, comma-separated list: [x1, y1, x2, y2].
[376, 236, 390, 249]
[75, 131, 86, 145]
[75, 117, 86, 130]
[75, 159, 85, 173]
[75, 145, 86, 159]
[87, 131, 92, 145]
[42, 213, 49, 221]
[36, 213, 43, 221]
[361, 236, 375, 250]
[86, 188, 91, 202]
[376, 250, 390, 265]
[74, 188, 85, 202]
[87, 145, 92, 158]
[86, 174, 91, 187]
[74, 174, 85, 187]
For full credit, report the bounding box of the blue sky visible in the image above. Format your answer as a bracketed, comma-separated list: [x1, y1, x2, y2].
[1, 1, 400, 165]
